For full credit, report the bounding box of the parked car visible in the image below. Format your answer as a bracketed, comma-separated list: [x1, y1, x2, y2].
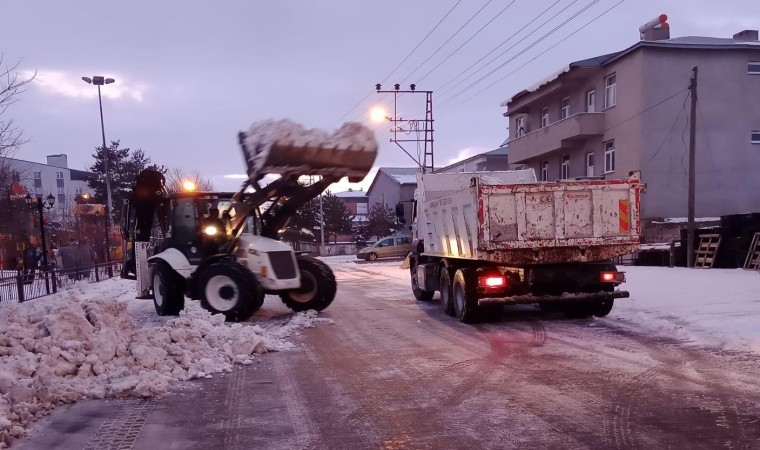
[357, 235, 411, 261]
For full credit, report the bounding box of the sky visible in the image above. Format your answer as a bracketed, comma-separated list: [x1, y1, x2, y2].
[1, 0, 758, 193]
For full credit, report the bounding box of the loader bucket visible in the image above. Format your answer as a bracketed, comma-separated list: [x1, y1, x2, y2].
[239, 119, 378, 183]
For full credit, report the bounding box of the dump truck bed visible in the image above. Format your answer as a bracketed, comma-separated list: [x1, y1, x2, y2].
[416, 171, 642, 265]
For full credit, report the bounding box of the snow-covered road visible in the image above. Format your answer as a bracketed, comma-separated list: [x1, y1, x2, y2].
[14, 258, 760, 449]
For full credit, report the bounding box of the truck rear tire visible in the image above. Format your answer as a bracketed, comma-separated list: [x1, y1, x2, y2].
[199, 260, 264, 322]
[439, 269, 454, 316]
[279, 256, 337, 312]
[151, 262, 185, 316]
[592, 299, 614, 317]
[410, 262, 435, 302]
[452, 269, 479, 323]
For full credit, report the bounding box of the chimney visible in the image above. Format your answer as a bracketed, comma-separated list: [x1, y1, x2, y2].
[46, 154, 68, 168]
[639, 14, 670, 41]
[733, 30, 759, 41]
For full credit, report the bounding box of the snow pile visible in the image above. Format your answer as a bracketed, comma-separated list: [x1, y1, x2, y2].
[0, 294, 332, 448]
[240, 119, 377, 179]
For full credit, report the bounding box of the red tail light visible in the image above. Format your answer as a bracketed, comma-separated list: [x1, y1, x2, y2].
[479, 275, 506, 288]
[600, 271, 625, 283]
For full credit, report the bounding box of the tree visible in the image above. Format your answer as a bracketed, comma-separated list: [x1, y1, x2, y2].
[87, 140, 160, 223]
[165, 167, 214, 194]
[322, 192, 353, 243]
[279, 198, 319, 246]
[364, 202, 400, 240]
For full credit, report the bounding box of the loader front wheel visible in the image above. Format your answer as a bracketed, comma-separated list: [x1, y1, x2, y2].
[199, 260, 264, 322]
[453, 269, 479, 323]
[151, 262, 185, 316]
[280, 256, 337, 312]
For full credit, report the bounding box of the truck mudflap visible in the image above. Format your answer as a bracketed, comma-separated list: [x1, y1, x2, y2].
[478, 290, 629, 306]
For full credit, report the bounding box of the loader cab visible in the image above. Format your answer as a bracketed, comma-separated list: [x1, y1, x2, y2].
[165, 192, 236, 265]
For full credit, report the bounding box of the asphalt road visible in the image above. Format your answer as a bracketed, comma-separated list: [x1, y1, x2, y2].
[17, 260, 760, 449]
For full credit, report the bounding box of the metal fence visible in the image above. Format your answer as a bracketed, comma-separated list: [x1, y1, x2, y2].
[0, 261, 123, 305]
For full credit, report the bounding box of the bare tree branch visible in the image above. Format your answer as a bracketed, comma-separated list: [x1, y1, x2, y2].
[164, 167, 215, 194]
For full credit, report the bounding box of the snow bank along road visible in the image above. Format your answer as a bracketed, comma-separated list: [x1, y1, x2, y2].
[14, 258, 760, 449]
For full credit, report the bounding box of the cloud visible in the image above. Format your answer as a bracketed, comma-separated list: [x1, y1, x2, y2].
[448, 146, 488, 165]
[22, 70, 148, 102]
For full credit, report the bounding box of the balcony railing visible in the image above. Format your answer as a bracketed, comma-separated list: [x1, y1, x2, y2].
[509, 112, 605, 163]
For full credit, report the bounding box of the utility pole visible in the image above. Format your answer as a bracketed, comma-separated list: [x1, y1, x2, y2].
[375, 84, 435, 173]
[687, 66, 698, 268]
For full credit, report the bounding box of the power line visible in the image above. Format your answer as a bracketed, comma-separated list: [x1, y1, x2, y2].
[603, 87, 688, 133]
[445, 0, 626, 109]
[435, 0, 572, 96]
[440, 0, 602, 108]
[398, 0, 495, 85]
[334, 0, 463, 124]
[642, 90, 690, 171]
[415, 0, 519, 84]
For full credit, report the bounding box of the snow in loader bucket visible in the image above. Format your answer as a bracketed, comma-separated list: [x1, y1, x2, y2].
[239, 119, 378, 183]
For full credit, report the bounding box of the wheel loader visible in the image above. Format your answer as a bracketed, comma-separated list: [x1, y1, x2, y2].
[120, 119, 378, 321]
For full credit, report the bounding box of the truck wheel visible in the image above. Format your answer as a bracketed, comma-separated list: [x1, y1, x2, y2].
[199, 260, 264, 322]
[563, 302, 594, 319]
[593, 299, 614, 317]
[452, 269, 479, 323]
[280, 256, 337, 312]
[366, 252, 378, 261]
[410, 263, 434, 302]
[439, 269, 454, 316]
[151, 262, 185, 316]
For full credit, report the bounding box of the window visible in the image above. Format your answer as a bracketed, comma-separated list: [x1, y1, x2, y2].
[540, 108, 549, 128]
[560, 155, 570, 179]
[604, 141, 616, 173]
[396, 237, 410, 246]
[56, 178, 64, 188]
[356, 203, 368, 215]
[748, 62, 760, 74]
[586, 90, 596, 112]
[57, 194, 66, 205]
[33, 172, 41, 179]
[560, 98, 570, 119]
[752, 130, 760, 144]
[33, 178, 42, 188]
[34, 186, 42, 194]
[515, 116, 526, 137]
[586, 152, 595, 177]
[604, 74, 617, 108]
[540, 161, 549, 181]
[56, 171, 64, 179]
[57, 186, 65, 194]
[377, 238, 393, 248]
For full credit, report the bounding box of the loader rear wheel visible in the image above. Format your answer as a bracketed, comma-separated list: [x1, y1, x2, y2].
[151, 262, 185, 316]
[199, 260, 264, 322]
[410, 262, 434, 302]
[439, 269, 454, 316]
[280, 256, 337, 312]
[453, 269, 479, 323]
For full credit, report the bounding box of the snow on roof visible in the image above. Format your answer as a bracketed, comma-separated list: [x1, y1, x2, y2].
[333, 189, 367, 198]
[391, 174, 418, 185]
[500, 65, 570, 107]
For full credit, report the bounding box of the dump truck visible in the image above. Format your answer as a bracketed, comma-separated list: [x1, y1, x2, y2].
[407, 169, 643, 322]
[120, 119, 378, 321]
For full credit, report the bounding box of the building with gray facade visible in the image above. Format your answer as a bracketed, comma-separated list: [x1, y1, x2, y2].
[366, 167, 418, 225]
[503, 29, 760, 219]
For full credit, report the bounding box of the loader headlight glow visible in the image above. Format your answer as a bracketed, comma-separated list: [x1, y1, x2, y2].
[203, 225, 219, 236]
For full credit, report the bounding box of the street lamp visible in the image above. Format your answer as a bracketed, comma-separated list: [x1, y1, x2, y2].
[25, 193, 55, 270]
[81, 75, 115, 215]
[83, 75, 116, 277]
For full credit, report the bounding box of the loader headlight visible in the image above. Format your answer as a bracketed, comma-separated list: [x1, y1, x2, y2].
[203, 225, 219, 236]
